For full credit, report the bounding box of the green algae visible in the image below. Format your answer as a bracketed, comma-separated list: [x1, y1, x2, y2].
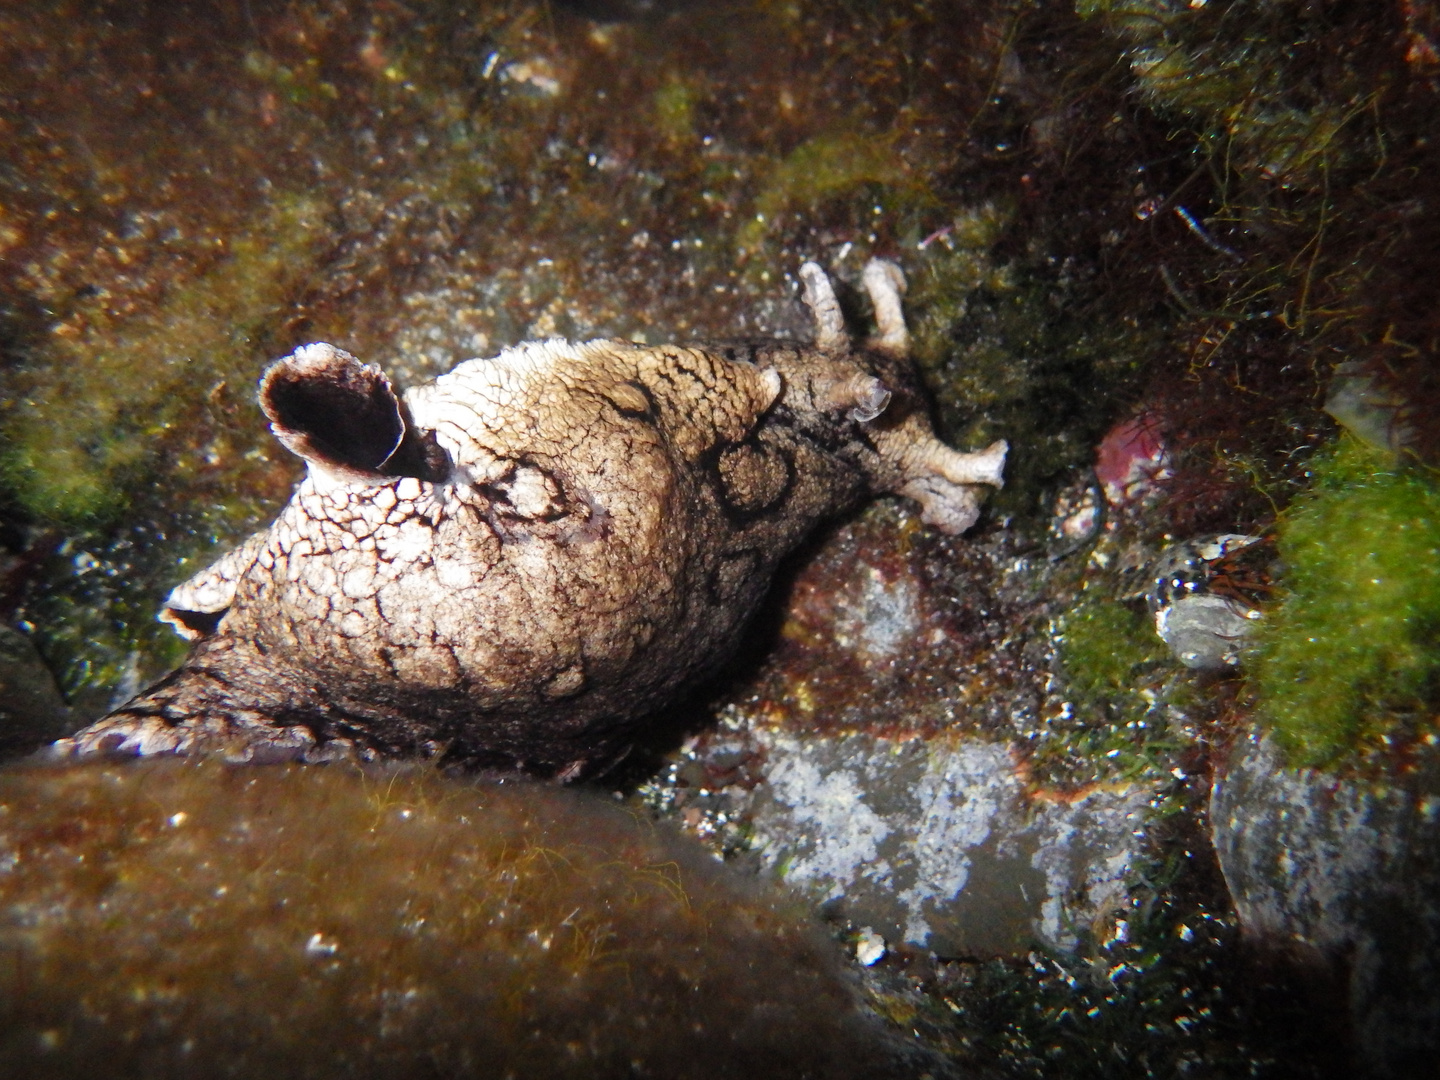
[737, 130, 931, 264]
[1251, 437, 1440, 767]
[1076, 0, 1382, 191]
[1059, 595, 1167, 709]
[1, 193, 329, 527]
[1076, 0, 1440, 471]
[0, 758, 921, 1080]
[243, 50, 341, 109]
[907, 203, 1015, 367]
[0, 191, 343, 718]
[653, 76, 699, 144]
[1045, 589, 1182, 785]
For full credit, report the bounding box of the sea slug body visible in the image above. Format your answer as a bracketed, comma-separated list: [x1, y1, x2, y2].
[59, 260, 1006, 778]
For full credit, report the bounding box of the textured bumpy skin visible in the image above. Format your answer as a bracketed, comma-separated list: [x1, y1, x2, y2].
[60, 261, 1006, 778]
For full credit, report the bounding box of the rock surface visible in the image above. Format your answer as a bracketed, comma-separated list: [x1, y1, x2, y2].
[0, 624, 73, 756]
[0, 758, 956, 1080]
[750, 729, 1153, 957]
[1212, 731, 1440, 1077]
[1154, 594, 1257, 672]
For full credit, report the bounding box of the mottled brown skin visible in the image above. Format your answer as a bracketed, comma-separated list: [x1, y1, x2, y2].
[59, 262, 1006, 778]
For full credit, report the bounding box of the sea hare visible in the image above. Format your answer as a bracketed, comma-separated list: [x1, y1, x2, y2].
[59, 260, 1006, 777]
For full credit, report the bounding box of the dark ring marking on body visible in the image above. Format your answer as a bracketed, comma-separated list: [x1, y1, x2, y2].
[701, 437, 797, 526]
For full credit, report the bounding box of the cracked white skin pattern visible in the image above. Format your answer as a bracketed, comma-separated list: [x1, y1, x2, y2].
[60, 261, 1007, 778]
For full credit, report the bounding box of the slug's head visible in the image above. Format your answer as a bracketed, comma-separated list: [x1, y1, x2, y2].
[792, 259, 1007, 534]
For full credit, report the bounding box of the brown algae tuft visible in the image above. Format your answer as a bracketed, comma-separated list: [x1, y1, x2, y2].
[0, 758, 932, 1079]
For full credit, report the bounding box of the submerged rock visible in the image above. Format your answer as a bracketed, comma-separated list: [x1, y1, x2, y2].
[1148, 535, 1266, 672]
[1153, 593, 1257, 672]
[749, 730, 1152, 958]
[0, 758, 954, 1080]
[1324, 362, 1417, 459]
[640, 498, 1163, 966]
[1212, 731, 1440, 1078]
[0, 624, 73, 756]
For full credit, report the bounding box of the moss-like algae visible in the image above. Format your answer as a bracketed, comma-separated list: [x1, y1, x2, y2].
[1045, 590, 1180, 785]
[0, 192, 341, 717]
[1059, 596, 1168, 709]
[1077, 0, 1440, 470]
[1077, 0, 1379, 191]
[653, 76, 699, 144]
[0, 193, 328, 527]
[907, 204, 1159, 525]
[737, 130, 932, 265]
[1251, 437, 1440, 766]
[0, 759, 920, 1079]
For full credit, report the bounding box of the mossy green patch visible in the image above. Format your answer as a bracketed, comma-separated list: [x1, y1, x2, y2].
[653, 76, 698, 143]
[1044, 592, 1178, 783]
[243, 50, 340, 108]
[0, 193, 329, 527]
[1076, 0, 1381, 191]
[1059, 595, 1168, 707]
[907, 203, 1015, 367]
[1251, 437, 1440, 767]
[0, 193, 336, 717]
[738, 130, 933, 265]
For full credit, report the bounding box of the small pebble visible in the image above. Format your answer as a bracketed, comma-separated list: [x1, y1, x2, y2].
[855, 928, 887, 966]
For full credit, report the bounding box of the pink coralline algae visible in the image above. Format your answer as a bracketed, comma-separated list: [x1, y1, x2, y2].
[1095, 415, 1169, 510]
